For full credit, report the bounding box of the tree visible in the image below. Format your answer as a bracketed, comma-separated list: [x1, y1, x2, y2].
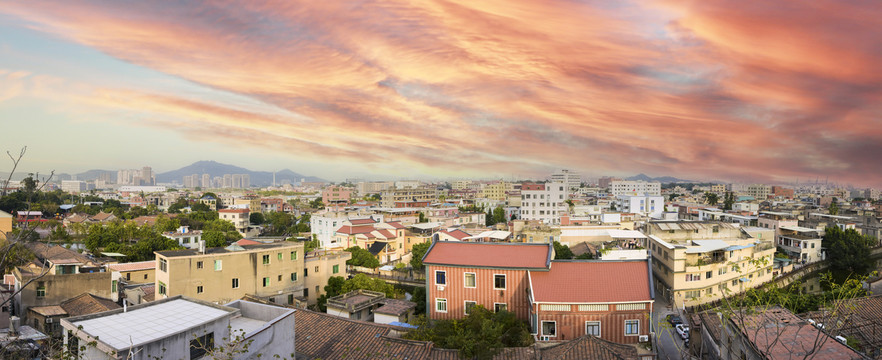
[410, 242, 431, 270]
[315, 276, 347, 311]
[552, 241, 574, 259]
[345, 246, 380, 268]
[418, 211, 428, 223]
[203, 230, 229, 248]
[405, 306, 533, 359]
[249, 212, 265, 225]
[412, 286, 426, 315]
[823, 226, 875, 276]
[705, 192, 719, 206]
[829, 198, 840, 216]
[723, 191, 735, 210]
[491, 205, 506, 225]
[341, 273, 398, 298]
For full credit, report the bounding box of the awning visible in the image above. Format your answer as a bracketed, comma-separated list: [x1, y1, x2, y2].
[685, 240, 729, 254]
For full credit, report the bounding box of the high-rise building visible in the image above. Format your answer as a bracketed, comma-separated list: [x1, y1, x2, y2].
[232, 174, 243, 189]
[202, 174, 211, 188]
[242, 174, 250, 188]
[609, 180, 661, 196]
[550, 169, 581, 191]
[223, 174, 232, 188]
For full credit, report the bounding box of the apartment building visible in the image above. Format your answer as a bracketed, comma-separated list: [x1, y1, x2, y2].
[333, 221, 407, 263]
[218, 208, 250, 235]
[380, 187, 437, 208]
[757, 211, 799, 237]
[710, 184, 726, 193]
[551, 169, 582, 191]
[747, 184, 771, 200]
[777, 226, 824, 264]
[520, 182, 568, 225]
[161, 226, 202, 249]
[304, 249, 352, 304]
[644, 221, 775, 307]
[615, 194, 665, 219]
[154, 242, 305, 305]
[609, 180, 661, 196]
[356, 181, 394, 195]
[480, 181, 512, 201]
[322, 185, 353, 206]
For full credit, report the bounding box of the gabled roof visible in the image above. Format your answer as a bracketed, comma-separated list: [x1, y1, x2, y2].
[107, 260, 155, 272]
[530, 261, 652, 304]
[438, 229, 471, 241]
[236, 239, 263, 246]
[91, 212, 116, 222]
[348, 218, 377, 225]
[423, 241, 551, 269]
[60, 292, 121, 317]
[336, 224, 375, 235]
[540, 335, 638, 359]
[385, 221, 405, 229]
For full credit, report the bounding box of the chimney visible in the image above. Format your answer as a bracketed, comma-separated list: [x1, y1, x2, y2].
[199, 240, 206, 254]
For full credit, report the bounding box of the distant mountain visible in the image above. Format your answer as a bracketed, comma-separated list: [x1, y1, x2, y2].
[155, 160, 326, 186]
[626, 173, 692, 183]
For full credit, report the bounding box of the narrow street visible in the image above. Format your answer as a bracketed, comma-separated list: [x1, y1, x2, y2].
[653, 293, 688, 360]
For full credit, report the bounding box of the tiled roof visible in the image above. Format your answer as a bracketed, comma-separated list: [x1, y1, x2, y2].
[423, 242, 551, 269]
[349, 218, 377, 225]
[218, 208, 249, 213]
[91, 212, 116, 221]
[107, 261, 155, 272]
[529, 261, 651, 303]
[376, 229, 397, 239]
[439, 229, 471, 240]
[386, 221, 406, 229]
[27, 243, 97, 266]
[29, 305, 68, 317]
[61, 293, 121, 317]
[541, 335, 638, 359]
[236, 239, 263, 246]
[734, 306, 865, 360]
[801, 295, 882, 358]
[374, 299, 417, 316]
[336, 224, 375, 235]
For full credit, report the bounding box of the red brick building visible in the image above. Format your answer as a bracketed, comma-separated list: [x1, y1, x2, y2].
[422, 241, 654, 346]
[529, 261, 653, 343]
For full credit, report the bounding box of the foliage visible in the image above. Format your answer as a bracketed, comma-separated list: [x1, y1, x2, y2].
[705, 192, 719, 206]
[823, 226, 876, 276]
[410, 241, 431, 270]
[418, 211, 428, 223]
[575, 252, 594, 259]
[722, 191, 735, 210]
[309, 197, 324, 209]
[412, 286, 426, 314]
[249, 212, 265, 225]
[203, 230, 229, 248]
[487, 205, 506, 226]
[345, 246, 380, 268]
[829, 198, 840, 215]
[552, 241, 574, 259]
[341, 273, 399, 298]
[405, 306, 533, 359]
[316, 276, 347, 311]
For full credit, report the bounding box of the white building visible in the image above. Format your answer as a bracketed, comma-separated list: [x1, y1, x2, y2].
[118, 185, 167, 193]
[520, 182, 567, 225]
[610, 180, 661, 196]
[61, 180, 87, 194]
[550, 169, 581, 191]
[311, 213, 383, 249]
[61, 296, 295, 360]
[161, 226, 203, 249]
[615, 194, 665, 218]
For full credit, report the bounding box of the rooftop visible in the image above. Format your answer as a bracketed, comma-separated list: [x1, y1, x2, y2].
[155, 241, 300, 258]
[60, 292, 121, 317]
[374, 299, 417, 316]
[732, 306, 864, 359]
[107, 260, 155, 272]
[422, 241, 551, 269]
[529, 261, 652, 304]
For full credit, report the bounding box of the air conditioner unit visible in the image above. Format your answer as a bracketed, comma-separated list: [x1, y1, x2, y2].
[45, 318, 54, 324]
[638, 335, 649, 342]
[436, 285, 445, 291]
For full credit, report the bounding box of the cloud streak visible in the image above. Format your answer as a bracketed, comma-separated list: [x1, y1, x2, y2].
[2, 0, 881, 186]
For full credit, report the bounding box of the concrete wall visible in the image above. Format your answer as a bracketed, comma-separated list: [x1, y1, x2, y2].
[304, 251, 351, 304]
[15, 271, 112, 322]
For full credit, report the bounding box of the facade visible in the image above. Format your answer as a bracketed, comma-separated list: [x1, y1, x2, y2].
[107, 260, 155, 285]
[529, 261, 653, 344]
[756, 211, 799, 237]
[218, 208, 250, 234]
[380, 187, 437, 208]
[326, 289, 386, 322]
[61, 180, 87, 194]
[62, 296, 295, 360]
[644, 222, 775, 307]
[0, 210, 11, 239]
[551, 169, 582, 191]
[303, 249, 351, 304]
[747, 184, 771, 200]
[161, 226, 203, 249]
[609, 180, 661, 196]
[423, 241, 553, 322]
[154, 242, 305, 305]
[520, 182, 568, 225]
[480, 181, 512, 201]
[322, 185, 353, 205]
[356, 181, 394, 195]
[615, 195, 664, 219]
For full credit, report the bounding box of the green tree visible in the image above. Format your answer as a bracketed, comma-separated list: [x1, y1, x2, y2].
[491, 205, 506, 225]
[203, 230, 229, 248]
[723, 191, 735, 210]
[410, 242, 431, 270]
[705, 192, 719, 206]
[345, 246, 380, 268]
[315, 276, 347, 311]
[341, 273, 397, 298]
[829, 198, 840, 216]
[553, 241, 574, 259]
[249, 212, 265, 225]
[405, 306, 532, 359]
[823, 226, 876, 275]
[418, 211, 428, 223]
[412, 286, 426, 315]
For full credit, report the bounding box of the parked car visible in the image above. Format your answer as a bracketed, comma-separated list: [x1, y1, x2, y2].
[675, 324, 689, 340]
[666, 314, 683, 326]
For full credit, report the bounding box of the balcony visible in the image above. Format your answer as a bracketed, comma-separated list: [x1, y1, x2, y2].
[686, 255, 726, 267]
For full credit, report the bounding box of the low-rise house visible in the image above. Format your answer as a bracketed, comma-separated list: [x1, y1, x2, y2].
[27, 292, 120, 338]
[123, 283, 155, 306]
[801, 295, 882, 359]
[62, 296, 295, 360]
[107, 260, 155, 285]
[529, 260, 653, 344]
[777, 226, 824, 264]
[373, 298, 416, 326]
[155, 242, 305, 305]
[697, 306, 865, 360]
[161, 225, 203, 249]
[218, 208, 250, 235]
[326, 289, 387, 322]
[303, 249, 351, 304]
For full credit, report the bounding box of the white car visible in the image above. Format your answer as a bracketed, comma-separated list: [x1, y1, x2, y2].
[675, 324, 689, 340]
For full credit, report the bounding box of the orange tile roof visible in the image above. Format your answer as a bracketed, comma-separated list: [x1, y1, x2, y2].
[385, 221, 405, 229]
[107, 261, 155, 272]
[236, 239, 263, 246]
[218, 208, 249, 213]
[423, 242, 551, 269]
[349, 218, 376, 225]
[439, 229, 470, 240]
[529, 261, 652, 303]
[336, 225, 375, 235]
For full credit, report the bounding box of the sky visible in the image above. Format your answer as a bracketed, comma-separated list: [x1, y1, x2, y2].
[1, 1, 880, 187]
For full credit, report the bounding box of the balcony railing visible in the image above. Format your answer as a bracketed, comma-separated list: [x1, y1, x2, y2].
[687, 256, 726, 267]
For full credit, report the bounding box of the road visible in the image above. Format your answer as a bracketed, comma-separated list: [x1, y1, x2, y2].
[653, 293, 688, 360]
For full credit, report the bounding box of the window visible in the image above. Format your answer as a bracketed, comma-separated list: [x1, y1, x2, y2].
[263, 277, 270, 287]
[304, 268, 308, 277]
[625, 320, 640, 335]
[494, 303, 507, 312]
[332, 265, 339, 274]
[586, 321, 601, 336]
[232, 278, 239, 288]
[685, 273, 701, 282]
[732, 279, 739, 286]
[811, 243, 815, 248]
[144, 274, 148, 280]
[36, 282, 46, 298]
[278, 275, 282, 281]
[541, 321, 557, 337]
[160, 258, 168, 272]
[494, 274, 506, 290]
[214, 260, 222, 271]
[112, 280, 117, 293]
[263, 255, 270, 265]
[189, 332, 214, 359]
[277, 252, 282, 260]
[706, 271, 713, 279]
[436, 298, 448, 313]
[197, 286, 203, 294]
[158, 281, 166, 295]
[291, 251, 297, 260]
[435, 271, 447, 285]
[126, 273, 131, 281]
[291, 272, 298, 281]
[196, 261, 203, 269]
[718, 267, 727, 275]
[315, 266, 319, 273]
[464, 273, 476, 288]
[288, 294, 295, 305]
[465, 301, 477, 315]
